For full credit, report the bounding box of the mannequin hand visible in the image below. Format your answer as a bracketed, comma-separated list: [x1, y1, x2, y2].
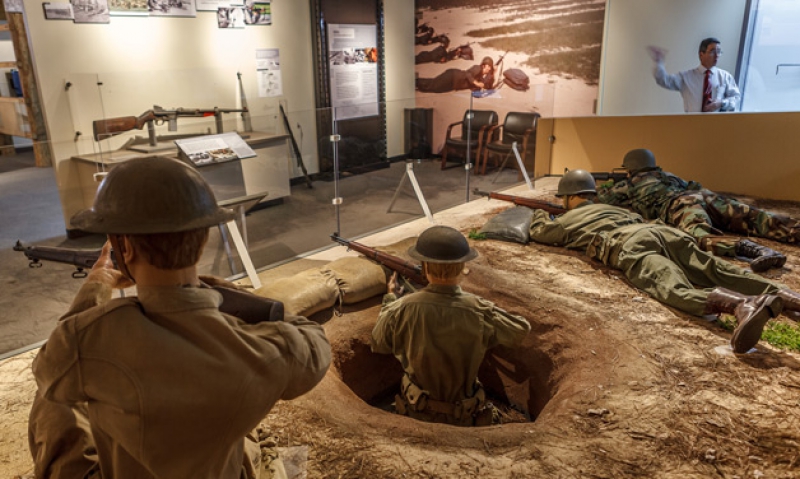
[86, 241, 134, 290]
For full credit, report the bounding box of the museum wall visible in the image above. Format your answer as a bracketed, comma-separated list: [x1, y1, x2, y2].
[383, 0, 415, 159]
[598, 0, 747, 116]
[21, 0, 318, 222]
[544, 112, 800, 202]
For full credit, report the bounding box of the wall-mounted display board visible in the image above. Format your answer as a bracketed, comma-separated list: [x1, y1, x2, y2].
[327, 23, 379, 121]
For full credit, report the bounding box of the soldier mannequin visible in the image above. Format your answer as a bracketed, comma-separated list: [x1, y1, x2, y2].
[531, 170, 800, 354]
[598, 148, 794, 272]
[28, 157, 330, 478]
[371, 226, 530, 426]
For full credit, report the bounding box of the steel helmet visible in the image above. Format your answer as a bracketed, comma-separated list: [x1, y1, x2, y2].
[71, 156, 235, 234]
[408, 225, 478, 264]
[622, 149, 656, 173]
[556, 169, 597, 197]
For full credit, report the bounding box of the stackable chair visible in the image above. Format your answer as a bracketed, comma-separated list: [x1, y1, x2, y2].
[479, 111, 540, 176]
[439, 109, 498, 170]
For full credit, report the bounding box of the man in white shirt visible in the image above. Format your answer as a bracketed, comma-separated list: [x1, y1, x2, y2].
[649, 37, 740, 113]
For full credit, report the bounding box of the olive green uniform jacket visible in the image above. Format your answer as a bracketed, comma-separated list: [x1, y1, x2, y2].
[528, 202, 780, 316]
[371, 284, 530, 404]
[30, 281, 331, 479]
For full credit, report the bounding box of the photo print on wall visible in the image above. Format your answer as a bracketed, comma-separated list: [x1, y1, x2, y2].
[71, 0, 110, 23]
[244, 0, 270, 25]
[218, 6, 246, 28]
[148, 0, 197, 17]
[108, 0, 148, 16]
[43, 2, 75, 20]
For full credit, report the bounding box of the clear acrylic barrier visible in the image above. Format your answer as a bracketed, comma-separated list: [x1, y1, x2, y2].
[33, 82, 559, 281]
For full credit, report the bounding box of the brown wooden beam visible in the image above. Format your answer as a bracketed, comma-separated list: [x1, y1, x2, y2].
[7, 13, 52, 167]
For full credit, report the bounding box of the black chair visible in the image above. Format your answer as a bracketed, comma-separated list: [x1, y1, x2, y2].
[479, 112, 540, 176]
[440, 109, 498, 170]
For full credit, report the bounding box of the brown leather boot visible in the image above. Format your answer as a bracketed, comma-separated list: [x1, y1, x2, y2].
[704, 287, 783, 353]
[735, 239, 787, 272]
[777, 289, 800, 314]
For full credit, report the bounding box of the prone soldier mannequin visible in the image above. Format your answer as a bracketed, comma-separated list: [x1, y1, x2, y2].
[371, 226, 530, 426]
[598, 148, 796, 272]
[532, 169, 800, 353]
[28, 156, 331, 479]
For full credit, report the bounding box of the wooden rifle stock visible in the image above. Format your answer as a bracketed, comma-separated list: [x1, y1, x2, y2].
[330, 234, 428, 286]
[473, 189, 566, 215]
[93, 110, 157, 141]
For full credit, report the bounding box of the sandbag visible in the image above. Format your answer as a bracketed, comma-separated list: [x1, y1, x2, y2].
[322, 256, 388, 304]
[503, 68, 530, 91]
[479, 206, 535, 244]
[254, 268, 339, 317]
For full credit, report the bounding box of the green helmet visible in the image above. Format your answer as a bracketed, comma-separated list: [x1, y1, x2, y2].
[408, 225, 478, 264]
[71, 156, 236, 234]
[622, 148, 656, 173]
[556, 169, 596, 197]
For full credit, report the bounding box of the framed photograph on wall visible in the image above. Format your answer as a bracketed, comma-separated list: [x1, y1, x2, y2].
[4, 0, 24, 13]
[197, 0, 243, 12]
[43, 2, 75, 19]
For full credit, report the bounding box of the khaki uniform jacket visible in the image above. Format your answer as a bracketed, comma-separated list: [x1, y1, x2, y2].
[371, 284, 530, 404]
[33, 282, 331, 479]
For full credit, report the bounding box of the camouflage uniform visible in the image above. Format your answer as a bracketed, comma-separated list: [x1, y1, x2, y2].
[598, 168, 800, 256]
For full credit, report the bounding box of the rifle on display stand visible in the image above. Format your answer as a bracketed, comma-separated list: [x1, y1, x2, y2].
[279, 103, 313, 189]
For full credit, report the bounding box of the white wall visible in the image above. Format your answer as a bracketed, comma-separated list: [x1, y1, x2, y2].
[383, 0, 415, 158]
[21, 0, 318, 221]
[598, 0, 747, 116]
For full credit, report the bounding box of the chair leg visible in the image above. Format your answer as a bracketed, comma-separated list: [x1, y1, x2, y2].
[440, 144, 449, 170]
[480, 149, 490, 175]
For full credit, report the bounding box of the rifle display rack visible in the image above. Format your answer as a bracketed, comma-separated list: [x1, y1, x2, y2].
[386, 161, 435, 223]
[492, 141, 534, 190]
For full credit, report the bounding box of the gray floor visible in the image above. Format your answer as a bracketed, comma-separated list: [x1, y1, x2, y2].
[0, 151, 524, 356]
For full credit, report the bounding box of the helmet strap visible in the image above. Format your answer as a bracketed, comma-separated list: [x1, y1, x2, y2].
[108, 234, 136, 284]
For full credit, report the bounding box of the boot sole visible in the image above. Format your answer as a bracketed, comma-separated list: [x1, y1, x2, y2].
[730, 296, 783, 353]
[750, 254, 788, 273]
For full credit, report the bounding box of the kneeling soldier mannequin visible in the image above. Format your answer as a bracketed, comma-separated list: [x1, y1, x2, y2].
[28, 157, 331, 479]
[531, 169, 800, 354]
[371, 226, 531, 426]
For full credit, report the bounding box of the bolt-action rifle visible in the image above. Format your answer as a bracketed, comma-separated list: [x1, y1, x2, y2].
[13, 241, 283, 323]
[330, 233, 428, 287]
[589, 168, 628, 184]
[93, 105, 249, 144]
[472, 189, 566, 216]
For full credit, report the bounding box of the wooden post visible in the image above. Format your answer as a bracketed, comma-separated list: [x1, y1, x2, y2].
[7, 13, 53, 167]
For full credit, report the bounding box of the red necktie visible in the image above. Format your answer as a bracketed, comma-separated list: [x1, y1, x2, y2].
[702, 69, 712, 109]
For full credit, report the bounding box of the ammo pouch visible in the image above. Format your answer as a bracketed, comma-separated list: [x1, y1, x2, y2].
[397, 375, 488, 425]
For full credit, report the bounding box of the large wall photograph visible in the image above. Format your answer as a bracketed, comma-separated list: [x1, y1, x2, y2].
[414, 0, 606, 156]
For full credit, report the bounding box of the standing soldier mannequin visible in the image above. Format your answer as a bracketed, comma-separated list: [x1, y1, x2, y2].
[598, 148, 793, 272]
[28, 157, 331, 478]
[371, 226, 530, 426]
[530, 170, 800, 354]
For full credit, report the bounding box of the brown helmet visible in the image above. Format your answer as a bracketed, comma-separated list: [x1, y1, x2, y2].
[408, 225, 478, 264]
[71, 156, 235, 234]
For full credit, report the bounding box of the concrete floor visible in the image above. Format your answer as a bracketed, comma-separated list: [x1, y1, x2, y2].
[0, 150, 525, 356]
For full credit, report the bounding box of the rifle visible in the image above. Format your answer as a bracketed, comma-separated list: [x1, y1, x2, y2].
[93, 105, 249, 145]
[279, 104, 313, 189]
[330, 233, 428, 287]
[472, 189, 566, 216]
[590, 168, 628, 184]
[236, 72, 253, 133]
[13, 241, 283, 323]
